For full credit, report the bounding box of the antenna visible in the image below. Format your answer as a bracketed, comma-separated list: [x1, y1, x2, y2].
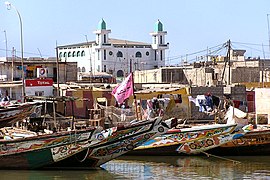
[37, 48, 42, 58]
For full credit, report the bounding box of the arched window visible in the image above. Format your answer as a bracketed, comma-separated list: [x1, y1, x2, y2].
[77, 67, 81, 72]
[59, 52, 62, 58]
[77, 51, 81, 57]
[117, 70, 124, 77]
[82, 67, 86, 72]
[135, 51, 142, 58]
[63, 52, 67, 58]
[81, 51, 85, 56]
[72, 51, 76, 57]
[117, 51, 123, 57]
[68, 52, 72, 57]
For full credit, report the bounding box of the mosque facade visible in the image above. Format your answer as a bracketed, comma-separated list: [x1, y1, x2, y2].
[56, 19, 169, 79]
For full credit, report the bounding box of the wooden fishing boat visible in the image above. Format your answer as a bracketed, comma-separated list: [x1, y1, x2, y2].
[199, 105, 270, 156]
[0, 102, 40, 128]
[128, 123, 238, 156]
[206, 125, 270, 156]
[0, 126, 102, 169]
[49, 117, 178, 168]
[177, 131, 245, 154]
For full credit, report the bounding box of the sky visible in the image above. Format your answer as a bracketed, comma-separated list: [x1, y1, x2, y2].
[1, 0, 270, 65]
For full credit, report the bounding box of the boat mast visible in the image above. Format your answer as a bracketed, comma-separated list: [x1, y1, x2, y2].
[131, 71, 139, 120]
[56, 41, 60, 96]
[228, 40, 231, 85]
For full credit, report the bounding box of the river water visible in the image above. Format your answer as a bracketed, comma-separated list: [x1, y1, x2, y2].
[1, 156, 270, 179]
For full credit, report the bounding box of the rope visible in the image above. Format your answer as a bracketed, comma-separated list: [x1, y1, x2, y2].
[68, 130, 73, 149]
[74, 129, 77, 146]
[75, 148, 90, 163]
[202, 152, 241, 164]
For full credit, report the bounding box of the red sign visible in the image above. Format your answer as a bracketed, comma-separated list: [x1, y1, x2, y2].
[25, 78, 54, 87]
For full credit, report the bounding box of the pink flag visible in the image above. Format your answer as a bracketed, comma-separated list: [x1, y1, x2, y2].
[112, 73, 134, 104]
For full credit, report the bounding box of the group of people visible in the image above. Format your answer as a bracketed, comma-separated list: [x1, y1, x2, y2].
[188, 93, 240, 114]
[188, 93, 220, 113]
[115, 97, 170, 122]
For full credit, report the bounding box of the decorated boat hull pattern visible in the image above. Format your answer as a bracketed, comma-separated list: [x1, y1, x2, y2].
[50, 117, 176, 167]
[207, 128, 270, 156]
[177, 132, 245, 154]
[0, 128, 99, 169]
[128, 123, 237, 156]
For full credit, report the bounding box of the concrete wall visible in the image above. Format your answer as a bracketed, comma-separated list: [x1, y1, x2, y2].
[133, 58, 270, 87]
[255, 88, 270, 124]
[231, 67, 260, 83]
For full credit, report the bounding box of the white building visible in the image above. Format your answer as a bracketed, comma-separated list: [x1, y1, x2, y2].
[57, 19, 169, 79]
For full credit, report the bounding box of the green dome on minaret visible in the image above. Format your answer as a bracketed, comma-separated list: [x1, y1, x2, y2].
[154, 19, 163, 32]
[98, 18, 106, 30]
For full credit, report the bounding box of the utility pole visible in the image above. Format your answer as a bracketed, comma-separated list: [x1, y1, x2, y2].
[221, 40, 231, 85]
[12, 47, 15, 81]
[228, 40, 231, 85]
[267, 14, 270, 54]
[5, 2, 25, 102]
[262, 43, 266, 87]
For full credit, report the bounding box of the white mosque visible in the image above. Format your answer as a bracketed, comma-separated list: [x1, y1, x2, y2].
[57, 19, 169, 79]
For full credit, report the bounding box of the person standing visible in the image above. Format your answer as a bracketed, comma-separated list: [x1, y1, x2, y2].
[137, 102, 142, 120]
[223, 94, 233, 111]
[120, 104, 126, 121]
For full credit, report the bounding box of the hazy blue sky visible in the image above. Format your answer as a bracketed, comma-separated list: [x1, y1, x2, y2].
[1, 0, 270, 65]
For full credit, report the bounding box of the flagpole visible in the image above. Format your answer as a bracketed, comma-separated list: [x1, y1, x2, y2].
[111, 72, 139, 120]
[132, 72, 139, 120]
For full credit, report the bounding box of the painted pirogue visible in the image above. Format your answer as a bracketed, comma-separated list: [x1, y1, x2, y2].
[0, 126, 101, 169]
[49, 117, 177, 168]
[0, 117, 177, 169]
[128, 123, 239, 156]
[206, 125, 270, 156]
[0, 102, 40, 128]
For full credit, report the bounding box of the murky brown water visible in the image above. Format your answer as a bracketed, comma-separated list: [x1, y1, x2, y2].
[1, 156, 270, 179]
